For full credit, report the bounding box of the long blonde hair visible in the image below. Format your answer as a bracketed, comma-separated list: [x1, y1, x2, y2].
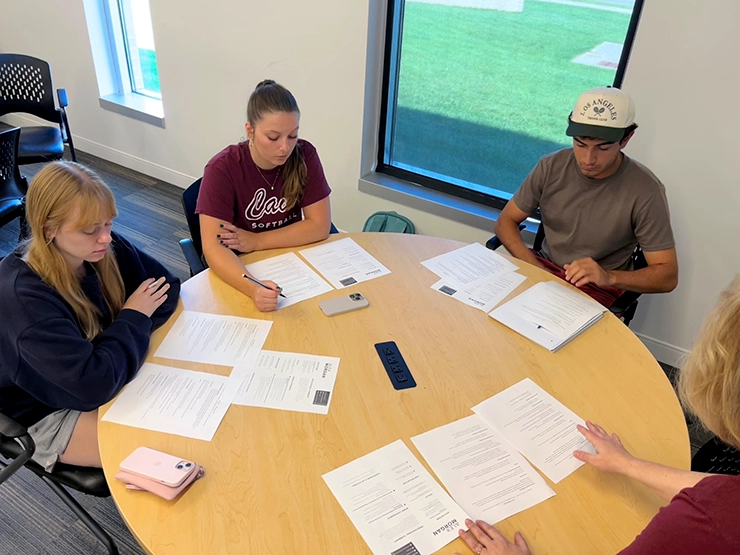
[24, 162, 125, 339]
[247, 79, 306, 210]
[678, 276, 740, 449]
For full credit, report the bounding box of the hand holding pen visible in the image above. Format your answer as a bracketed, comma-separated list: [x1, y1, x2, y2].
[242, 274, 285, 313]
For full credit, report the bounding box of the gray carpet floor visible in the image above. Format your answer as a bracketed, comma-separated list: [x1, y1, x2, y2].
[0, 150, 715, 554]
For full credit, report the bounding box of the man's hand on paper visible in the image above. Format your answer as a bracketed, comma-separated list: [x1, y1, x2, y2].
[573, 421, 633, 474]
[456, 519, 531, 555]
[218, 223, 257, 254]
[563, 257, 613, 288]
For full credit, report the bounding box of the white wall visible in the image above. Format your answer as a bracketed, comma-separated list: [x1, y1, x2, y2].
[618, 1, 740, 364]
[1, 0, 738, 365]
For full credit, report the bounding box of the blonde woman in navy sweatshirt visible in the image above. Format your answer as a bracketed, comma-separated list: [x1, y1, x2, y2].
[0, 162, 180, 471]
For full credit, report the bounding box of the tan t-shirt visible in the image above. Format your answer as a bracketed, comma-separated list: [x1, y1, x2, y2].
[511, 149, 675, 271]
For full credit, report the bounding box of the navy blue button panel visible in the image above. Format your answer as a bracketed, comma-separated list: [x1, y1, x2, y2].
[375, 341, 417, 390]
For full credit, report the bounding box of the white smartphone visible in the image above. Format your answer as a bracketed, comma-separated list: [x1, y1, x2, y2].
[119, 447, 198, 487]
[319, 293, 370, 317]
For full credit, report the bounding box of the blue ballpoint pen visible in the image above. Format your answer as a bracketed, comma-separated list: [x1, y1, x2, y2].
[242, 274, 286, 298]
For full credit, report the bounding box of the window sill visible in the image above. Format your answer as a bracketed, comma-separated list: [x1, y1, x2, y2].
[358, 171, 539, 235]
[99, 93, 165, 128]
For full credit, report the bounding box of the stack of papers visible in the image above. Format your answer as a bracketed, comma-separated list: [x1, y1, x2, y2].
[299, 237, 390, 288]
[489, 281, 606, 352]
[411, 415, 555, 524]
[244, 252, 333, 309]
[232, 351, 340, 414]
[102, 312, 344, 440]
[472, 378, 595, 483]
[323, 440, 470, 555]
[322, 379, 595, 554]
[422, 243, 526, 312]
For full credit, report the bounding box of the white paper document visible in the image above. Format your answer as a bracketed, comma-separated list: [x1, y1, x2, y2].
[232, 351, 340, 414]
[323, 440, 470, 555]
[472, 378, 595, 483]
[101, 363, 236, 441]
[432, 272, 527, 313]
[153, 311, 272, 368]
[244, 252, 333, 309]
[421, 243, 518, 288]
[299, 237, 391, 289]
[411, 415, 555, 524]
[489, 281, 606, 352]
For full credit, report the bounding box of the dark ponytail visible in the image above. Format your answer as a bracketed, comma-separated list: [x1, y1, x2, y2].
[247, 80, 306, 209]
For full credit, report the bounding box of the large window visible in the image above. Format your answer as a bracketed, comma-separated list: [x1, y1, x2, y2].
[106, 0, 161, 99]
[379, 0, 644, 210]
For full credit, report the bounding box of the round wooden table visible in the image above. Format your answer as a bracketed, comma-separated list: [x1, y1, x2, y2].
[99, 233, 690, 555]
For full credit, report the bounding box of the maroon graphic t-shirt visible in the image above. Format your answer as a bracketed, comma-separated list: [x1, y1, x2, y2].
[196, 139, 331, 232]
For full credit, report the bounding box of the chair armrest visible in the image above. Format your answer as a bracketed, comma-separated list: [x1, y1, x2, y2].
[485, 224, 526, 251]
[0, 413, 36, 486]
[609, 290, 641, 314]
[179, 238, 206, 276]
[57, 88, 69, 108]
[485, 236, 503, 251]
[0, 412, 28, 439]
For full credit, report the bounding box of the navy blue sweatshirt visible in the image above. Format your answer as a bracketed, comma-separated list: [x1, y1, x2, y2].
[0, 232, 180, 427]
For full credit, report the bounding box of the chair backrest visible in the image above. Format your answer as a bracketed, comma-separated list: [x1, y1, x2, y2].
[0, 54, 61, 123]
[0, 127, 27, 201]
[362, 211, 416, 234]
[182, 178, 203, 259]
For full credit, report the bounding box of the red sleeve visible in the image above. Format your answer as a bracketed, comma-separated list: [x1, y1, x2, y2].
[196, 158, 237, 223]
[618, 476, 740, 554]
[300, 141, 331, 208]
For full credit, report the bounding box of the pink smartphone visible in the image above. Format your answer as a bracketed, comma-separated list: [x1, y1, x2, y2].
[119, 447, 197, 487]
[115, 466, 204, 501]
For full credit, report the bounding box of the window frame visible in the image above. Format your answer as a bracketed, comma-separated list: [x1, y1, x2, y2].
[376, 0, 646, 212]
[85, 0, 164, 126]
[100, 0, 161, 100]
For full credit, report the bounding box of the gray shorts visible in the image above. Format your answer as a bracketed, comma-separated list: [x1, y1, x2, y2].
[27, 409, 81, 472]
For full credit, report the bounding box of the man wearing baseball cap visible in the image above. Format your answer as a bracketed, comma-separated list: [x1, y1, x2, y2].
[494, 87, 678, 307]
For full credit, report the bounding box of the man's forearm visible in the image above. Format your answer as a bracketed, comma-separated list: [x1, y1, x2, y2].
[494, 222, 542, 267]
[607, 264, 678, 293]
[621, 457, 710, 501]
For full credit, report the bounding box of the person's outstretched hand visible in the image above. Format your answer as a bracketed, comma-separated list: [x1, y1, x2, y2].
[122, 277, 170, 318]
[574, 420, 634, 474]
[456, 519, 531, 555]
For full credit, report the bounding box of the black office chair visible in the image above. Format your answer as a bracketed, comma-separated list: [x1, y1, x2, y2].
[0, 127, 29, 241]
[0, 53, 77, 165]
[691, 436, 740, 475]
[179, 178, 207, 276]
[486, 221, 647, 326]
[179, 178, 340, 276]
[0, 411, 119, 554]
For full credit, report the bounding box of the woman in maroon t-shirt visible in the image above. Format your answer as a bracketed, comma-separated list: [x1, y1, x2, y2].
[196, 80, 332, 312]
[454, 279, 740, 555]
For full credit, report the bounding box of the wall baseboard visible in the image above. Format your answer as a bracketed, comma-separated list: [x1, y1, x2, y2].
[636, 332, 688, 368]
[1, 114, 194, 189]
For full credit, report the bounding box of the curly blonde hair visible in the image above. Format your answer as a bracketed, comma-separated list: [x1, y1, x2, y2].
[678, 276, 740, 449]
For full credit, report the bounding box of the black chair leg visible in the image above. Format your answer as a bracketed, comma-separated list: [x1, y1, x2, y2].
[41, 475, 119, 555]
